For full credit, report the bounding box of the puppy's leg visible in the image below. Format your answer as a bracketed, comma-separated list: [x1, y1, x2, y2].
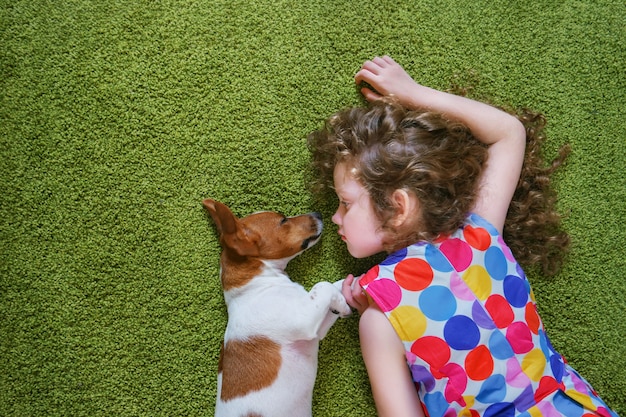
[308, 281, 351, 339]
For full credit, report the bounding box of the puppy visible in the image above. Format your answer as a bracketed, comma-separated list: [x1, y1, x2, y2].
[203, 199, 351, 417]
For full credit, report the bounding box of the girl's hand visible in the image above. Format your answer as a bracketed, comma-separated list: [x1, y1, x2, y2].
[341, 274, 369, 315]
[354, 55, 421, 105]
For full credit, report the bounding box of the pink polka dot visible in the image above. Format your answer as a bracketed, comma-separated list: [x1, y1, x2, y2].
[570, 369, 592, 394]
[440, 238, 473, 272]
[536, 398, 560, 416]
[506, 322, 534, 354]
[365, 278, 401, 312]
[505, 357, 531, 388]
[441, 362, 468, 404]
[498, 236, 516, 262]
[450, 271, 476, 301]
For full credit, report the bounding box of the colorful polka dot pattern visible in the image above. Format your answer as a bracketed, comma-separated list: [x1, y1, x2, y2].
[361, 214, 618, 417]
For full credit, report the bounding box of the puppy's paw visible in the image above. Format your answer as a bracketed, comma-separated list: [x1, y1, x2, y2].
[330, 293, 352, 318]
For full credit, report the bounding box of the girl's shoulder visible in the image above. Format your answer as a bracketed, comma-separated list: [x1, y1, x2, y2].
[431, 213, 502, 249]
[362, 213, 512, 288]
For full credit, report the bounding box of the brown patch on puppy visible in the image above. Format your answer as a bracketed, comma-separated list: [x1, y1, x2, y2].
[218, 341, 224, 373]
[220, 336, 282, 401]
[220, 256, 263, 291]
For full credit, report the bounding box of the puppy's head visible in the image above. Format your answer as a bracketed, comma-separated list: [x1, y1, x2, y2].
[203, 199, 323, 262]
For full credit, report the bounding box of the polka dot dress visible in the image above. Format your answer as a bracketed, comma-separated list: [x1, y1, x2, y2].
[361, 213, 618, 417]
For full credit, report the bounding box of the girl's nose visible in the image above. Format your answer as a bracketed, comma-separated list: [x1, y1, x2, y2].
[331, 210, 341, 226]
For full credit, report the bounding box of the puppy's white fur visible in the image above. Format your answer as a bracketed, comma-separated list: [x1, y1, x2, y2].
[204, 200, 351, 417]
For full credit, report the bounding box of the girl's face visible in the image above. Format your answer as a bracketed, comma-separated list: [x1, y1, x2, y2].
[331, 162, 386, 258]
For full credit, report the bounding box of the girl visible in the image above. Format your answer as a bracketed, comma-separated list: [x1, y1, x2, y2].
[308, 56, 618, 417]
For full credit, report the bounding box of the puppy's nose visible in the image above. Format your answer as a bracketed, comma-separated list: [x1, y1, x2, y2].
[312, 212, 322, 221]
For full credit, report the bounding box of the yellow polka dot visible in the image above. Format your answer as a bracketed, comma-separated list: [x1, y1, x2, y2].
[462, 265, 492, 300]
[521, 349, 546, 381]
[525, 404, 545, 417]
[565, 389, 597, 411]
[463, 395, 475, 408]
[389, 305, 427, 342]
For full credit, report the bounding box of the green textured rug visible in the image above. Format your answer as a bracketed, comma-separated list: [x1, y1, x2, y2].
[1, 0, 624, 415]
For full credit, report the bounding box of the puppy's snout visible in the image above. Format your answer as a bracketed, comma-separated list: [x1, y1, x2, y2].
[299, 212, 323, 251]
[309, 212, 323, 235]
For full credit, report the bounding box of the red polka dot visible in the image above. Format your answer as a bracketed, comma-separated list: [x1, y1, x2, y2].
[411, 336, 451, 371]
[506, 322, 534, 354]
[394, 258, 433, 291]
[525, 302, 541, 335]
[464, 225, 492, 251]
[485, 295, 514, 329]
[465, 345, 494, 381]
[360, 265, 379, 286]
[534, 376, 559, 403]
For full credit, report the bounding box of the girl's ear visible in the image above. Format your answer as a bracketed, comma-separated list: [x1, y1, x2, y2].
[390, 189, 419, 228]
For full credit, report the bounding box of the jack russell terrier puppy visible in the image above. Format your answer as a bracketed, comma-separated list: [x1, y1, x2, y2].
[203, 199, 351, 417]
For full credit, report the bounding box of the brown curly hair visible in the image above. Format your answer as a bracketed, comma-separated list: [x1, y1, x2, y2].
[308, 99, 570, 276]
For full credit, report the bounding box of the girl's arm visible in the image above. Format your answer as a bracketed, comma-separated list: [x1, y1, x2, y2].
[360, 305, 425, 417]
[355, 56, 526, 233]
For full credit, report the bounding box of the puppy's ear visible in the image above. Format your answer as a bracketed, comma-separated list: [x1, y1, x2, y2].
[203, 199, 259, 257]
[203, 199, 238, 236]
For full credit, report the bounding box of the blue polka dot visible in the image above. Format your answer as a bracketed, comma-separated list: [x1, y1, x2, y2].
[544, 332, 558, 355]
[485, 247, 507, 280]
[423, 391, 449, 417]
[476, 374, 507, 403]
[503, 275, 528, 308]
[444, 315, 480, 350]
[469, 213, 499, 235]
[472, 300, 496, 329]
[554, 390, 584, 416]
[538, 330, 560, 363]
[425, 244, 454, 272]
[419, 286, 457, 321]
[484, 402, 516, 417]
[488, 330, 515, 360]
[381, 247, 407, 265]
[550, 354, 565, 381]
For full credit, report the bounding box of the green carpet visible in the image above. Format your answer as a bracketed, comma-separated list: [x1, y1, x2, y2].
[1, 0, 624, 415]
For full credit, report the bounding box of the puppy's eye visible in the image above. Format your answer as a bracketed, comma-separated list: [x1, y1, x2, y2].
[280, 217, 288, 225]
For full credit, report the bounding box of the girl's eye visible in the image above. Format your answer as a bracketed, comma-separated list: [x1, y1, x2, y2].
[341, 201, 349, 208]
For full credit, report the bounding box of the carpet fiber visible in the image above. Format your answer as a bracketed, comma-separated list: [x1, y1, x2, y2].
[1, 0, 624, 415]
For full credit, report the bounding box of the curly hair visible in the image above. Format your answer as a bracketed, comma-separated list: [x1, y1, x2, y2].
[307, 99, 570, 276]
